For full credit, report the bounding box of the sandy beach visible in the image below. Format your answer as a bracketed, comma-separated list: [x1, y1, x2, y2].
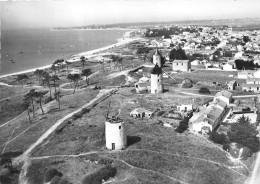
[0, 31, 141, 79]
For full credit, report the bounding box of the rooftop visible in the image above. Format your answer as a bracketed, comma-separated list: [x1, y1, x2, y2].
[215, 90, 232, 99]
[173, 60, 190, 63]
[151, 64, 162, 75]
[106, 116, 124, 124]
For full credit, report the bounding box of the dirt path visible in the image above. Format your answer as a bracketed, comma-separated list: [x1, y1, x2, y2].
[30, 150, 188, 184]
[129, 148, 247, 178]
[16, 88, 117, 184]
[115, 157, 189, 184]
[0, 110, 27, 129]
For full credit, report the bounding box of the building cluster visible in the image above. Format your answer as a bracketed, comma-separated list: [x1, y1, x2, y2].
[189, 90, 232, 134]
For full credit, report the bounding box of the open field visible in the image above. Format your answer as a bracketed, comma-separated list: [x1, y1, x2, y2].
[0, 40, 258, 184]
[20, 87, 249, 184]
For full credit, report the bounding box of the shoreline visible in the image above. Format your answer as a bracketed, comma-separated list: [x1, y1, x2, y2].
[0, 31, 141, 79]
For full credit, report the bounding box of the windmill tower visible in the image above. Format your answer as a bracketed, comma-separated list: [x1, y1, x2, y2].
[104, 97, 127, 151]
[105, 117, 126, 150]
[153, 48, 162, 67]
[151, 64, 163, 94]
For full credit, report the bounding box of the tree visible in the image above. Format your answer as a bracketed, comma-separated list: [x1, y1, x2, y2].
[34, 69, 44, 85]
[99, 61, 105, 73]
[111, 55, 123, 71]
[169, 47, 188, 60]
[175, 117, 189, 133]
[24, 89, 36, 117]
[51, 64, 57, 75]
[199, 87, 210, 94]
[67, 74, 81, 94]
[210, 131, 227, 144]
[50, 75, 60, 95]
[243, 36, 250, 43]
[34, 90, 48, 114]
[42, 72, 52, 99]
[228, 115, 260, 152]
[80, 56, 87, 69]
[27, 107, 32, 123]
[54, 90, 61, 110]
[81, 68, 92, 86]
[16, 74, 29, 87]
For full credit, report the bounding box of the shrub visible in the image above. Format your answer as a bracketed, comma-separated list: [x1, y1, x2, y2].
[175, 118, 189, 133]
[82, 165, 117, 184]
[228, 116, 260, 152]
[50, 176, 72, 184]
[241, 146, 253, 160]
[44, 169, 63, 183]
[210, 131, 226, 144]
[199, 87, 210, 94]
[181, 82, 192, 88]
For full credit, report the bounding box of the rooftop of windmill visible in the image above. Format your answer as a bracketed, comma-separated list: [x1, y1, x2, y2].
[151, 64, 162, 75]
[106, 116, 123, 124]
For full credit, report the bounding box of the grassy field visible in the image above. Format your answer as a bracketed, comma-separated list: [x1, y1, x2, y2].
[170, 70, 246, 85]
[0, 42, 257, 184]
[0, 89, 99, 154]
[23, 88, 249, 184]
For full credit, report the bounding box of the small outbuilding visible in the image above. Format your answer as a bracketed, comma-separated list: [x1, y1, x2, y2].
[172, 60, 191, 72]
[130, 108, 153, 118]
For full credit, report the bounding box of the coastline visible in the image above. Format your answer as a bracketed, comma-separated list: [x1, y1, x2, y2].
[0, 31, 141, 79]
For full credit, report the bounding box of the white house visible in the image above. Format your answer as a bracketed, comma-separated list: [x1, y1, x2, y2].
[214, 90, 233, 106]
[189, 102, 226, 133]
[135, 82, 150, 93]
[177, 104, 193, 112]
[191, 59, 201, 66]
[130, 108, 153, 118]
[222, 63, 236, 71]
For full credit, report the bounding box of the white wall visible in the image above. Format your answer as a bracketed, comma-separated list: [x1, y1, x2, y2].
[151, 74, 163, 94]
[105, 121, 127, 150]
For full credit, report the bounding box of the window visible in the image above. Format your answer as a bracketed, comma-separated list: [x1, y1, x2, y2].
[182, 63, 183, 66]
[176, 63, 178, 66]
[119, 126, 121, 129]
[257, 87, 259, 90]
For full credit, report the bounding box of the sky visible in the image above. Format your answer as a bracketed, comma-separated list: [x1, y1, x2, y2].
[2, 0, 260, 30]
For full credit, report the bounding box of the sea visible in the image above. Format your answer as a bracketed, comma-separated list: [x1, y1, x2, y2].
[1, 28, 127, 75]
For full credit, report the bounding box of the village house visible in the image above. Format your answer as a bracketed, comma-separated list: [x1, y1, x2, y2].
[222, 62, 236, 71]
[177, 104, 193, 112]
[247, 78, 260, 84]
[130, 108, 153, 118]
[237, 71, 254, 79]
[227, 80, 237, 90]
[191, 59, 201, 66]
[172, 60, 191, 72]
[214, 90, 233, 105]
[134, 82, 150, 93]
[189, 101, 227, 134]
[242, 84, 260, 93]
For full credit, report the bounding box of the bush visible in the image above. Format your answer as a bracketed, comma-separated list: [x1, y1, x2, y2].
[210, 131, 226, 144]
[228, 116, 260, 152]
[44, 169, 63, 183]
[175, 118, 189, 133]
[82, 165, 117, 184]
[241, 146, 253, 160]
[199, 87, 210, 94]
[181, 82, 192, 88]
[50, 176, 72, 184]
